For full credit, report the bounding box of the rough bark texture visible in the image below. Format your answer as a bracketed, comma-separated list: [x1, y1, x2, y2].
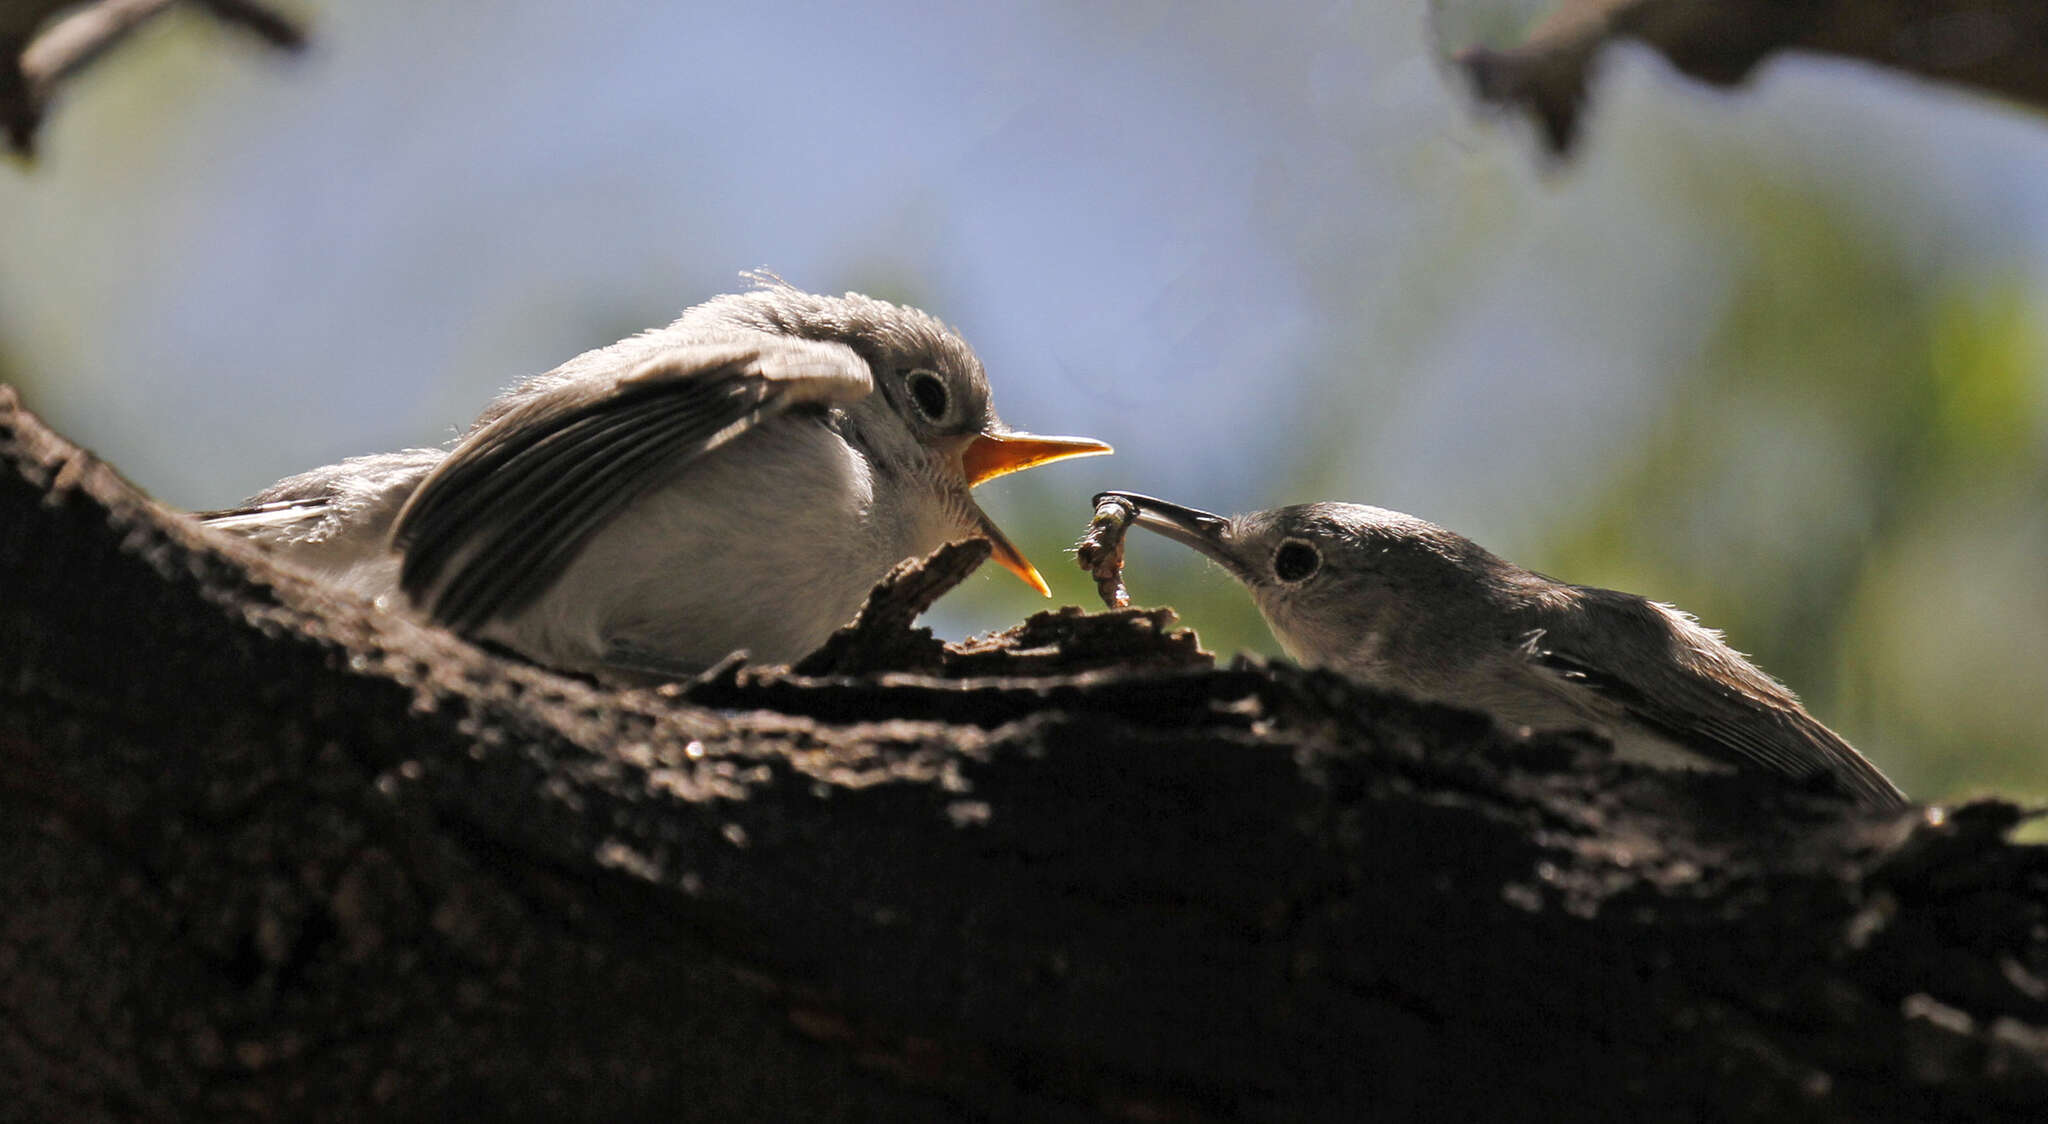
[3, 381, 2047, 1121]
[1457, 0, 2048, 153]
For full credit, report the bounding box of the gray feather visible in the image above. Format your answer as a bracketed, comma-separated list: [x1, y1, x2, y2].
[387, 333, 868, 630]
[390, 339, 870, 632]
[1524, 590, 1906, 808]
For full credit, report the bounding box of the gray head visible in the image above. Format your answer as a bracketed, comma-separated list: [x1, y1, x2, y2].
[700, 280, 1114, 590]
[680, 279, 997, 448]
[1097, 492, 1532, 669]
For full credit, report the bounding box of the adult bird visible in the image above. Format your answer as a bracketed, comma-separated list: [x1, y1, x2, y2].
[1096, 492, 1907, 809]
[200, 279, 1110, 676]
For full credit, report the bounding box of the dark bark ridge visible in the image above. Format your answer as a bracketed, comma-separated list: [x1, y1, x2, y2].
[3, 381, 2046, 1122]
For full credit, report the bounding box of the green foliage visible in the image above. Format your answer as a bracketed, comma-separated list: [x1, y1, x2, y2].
[931, 471, 1286, 662]
[1427, 0, 1559, 55]
[1538, 174, 2048, 803]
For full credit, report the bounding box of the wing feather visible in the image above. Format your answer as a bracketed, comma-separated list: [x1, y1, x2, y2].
[1528, 590, 1906, 809]
[392, 337, 872, 632]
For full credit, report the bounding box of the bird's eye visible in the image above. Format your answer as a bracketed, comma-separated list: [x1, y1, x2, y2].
[1273, 539, 1320, 583]
[904, 369, 950, 422]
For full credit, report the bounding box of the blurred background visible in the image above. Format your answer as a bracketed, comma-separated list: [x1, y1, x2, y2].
[2, 0, 2043, 804]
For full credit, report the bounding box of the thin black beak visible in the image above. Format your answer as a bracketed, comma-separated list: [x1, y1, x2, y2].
[1093, 491, 1246, 577]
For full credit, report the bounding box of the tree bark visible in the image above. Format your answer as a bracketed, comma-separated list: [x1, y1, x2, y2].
[3, 381, 2046, 1121]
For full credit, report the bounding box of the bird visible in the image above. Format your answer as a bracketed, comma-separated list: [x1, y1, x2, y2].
[1095, 491, 1907, 809]
[197, 277, 1111, 676]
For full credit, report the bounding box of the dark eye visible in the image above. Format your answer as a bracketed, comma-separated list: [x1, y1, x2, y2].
[905, 369, 950, 422]
[1273, 539, 1320, 583]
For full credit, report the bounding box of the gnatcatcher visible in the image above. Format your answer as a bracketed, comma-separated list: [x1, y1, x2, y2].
[1097, 491, 1907, 809]
[199, 278, 1110, 675]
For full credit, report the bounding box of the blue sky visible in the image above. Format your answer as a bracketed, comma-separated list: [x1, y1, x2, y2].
[7, 2, 2043, 520]
[4, 1, 2047, 797]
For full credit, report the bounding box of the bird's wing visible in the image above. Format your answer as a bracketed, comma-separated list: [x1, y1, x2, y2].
[1524, 588, 1907, 809]
[196, 497, 330, 530]
[392, 337, 873, 633]
[198, 449, 447, 546]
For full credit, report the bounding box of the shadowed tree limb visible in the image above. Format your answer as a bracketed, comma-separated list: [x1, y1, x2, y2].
[4, 381, 2047, 1122]
[2, 0, 302, 155]
[1456, 0, 2048, 153]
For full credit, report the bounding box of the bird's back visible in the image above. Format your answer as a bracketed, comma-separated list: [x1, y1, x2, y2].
[198, 449, 444, 604]
[1523, 585, 1908, 809]
[480, 411, 954, 672]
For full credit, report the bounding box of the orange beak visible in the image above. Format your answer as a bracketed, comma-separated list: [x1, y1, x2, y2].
[960, 430, 1114, 596]
[974, 510, 1054, 597]
[961, 431, 1114, 487]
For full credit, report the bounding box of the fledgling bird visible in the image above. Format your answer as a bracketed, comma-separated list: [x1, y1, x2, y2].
[1097, 491, 1907, 809]
[198, 278, 1110, 675]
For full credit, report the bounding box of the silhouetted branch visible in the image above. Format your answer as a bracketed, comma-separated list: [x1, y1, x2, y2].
[1457, 0, 2048, 153]
[3, 0, 301, 155]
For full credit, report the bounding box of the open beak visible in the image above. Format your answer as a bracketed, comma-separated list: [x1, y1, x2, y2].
[962, 431, 1113, 487]
[1093, 491, 1245, 577]
[961, 430, 1113, 596]
[973, 508, 1053, 597]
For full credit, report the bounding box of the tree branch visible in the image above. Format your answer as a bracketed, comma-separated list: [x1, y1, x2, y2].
[3, 0, 302, 156]
[3, 381, 2046, 1121]
[1457, 0, 2048, 154]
